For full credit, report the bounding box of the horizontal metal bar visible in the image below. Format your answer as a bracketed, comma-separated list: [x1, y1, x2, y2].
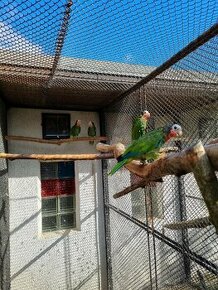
[107, 23, 218, 106]
[107, 203, 218, 276]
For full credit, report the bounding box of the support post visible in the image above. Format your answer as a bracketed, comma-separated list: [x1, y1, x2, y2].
[190, 141, 218, 234]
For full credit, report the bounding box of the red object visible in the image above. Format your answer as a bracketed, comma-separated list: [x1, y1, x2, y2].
[41, 179, 75, 197]
[59, 179, 75, 195]
[41, 179, 59, 197]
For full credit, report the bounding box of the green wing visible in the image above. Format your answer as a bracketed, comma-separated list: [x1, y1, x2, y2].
[131, 116, 147, 141]
[88, 125, 96, 144]
[88, 126, 96, 137]
[70, 125, 81, 137]
[109, 127, 165, 175]
[125, 128, 164, 158]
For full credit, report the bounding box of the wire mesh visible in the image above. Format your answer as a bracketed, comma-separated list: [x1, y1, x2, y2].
[0, 0, 217, 110]
[103, 31, 218, 289]
[0, 0, 218, 289]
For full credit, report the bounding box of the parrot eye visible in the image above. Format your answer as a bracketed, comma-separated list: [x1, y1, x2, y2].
[173, 124, 179, 131]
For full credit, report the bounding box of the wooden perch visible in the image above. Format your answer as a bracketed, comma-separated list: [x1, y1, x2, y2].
[190, 142, 218, 234]
[97, 141, 218, 180]
[113, 179, 148, 199]
[164, 216, 211, 230]
[208, 137, 218, 145]
[0, 152, 113, 161]
[6, 135, 108, 145]
[99, 140, 218, 233]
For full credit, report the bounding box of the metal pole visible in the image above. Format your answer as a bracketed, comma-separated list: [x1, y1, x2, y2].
[107, 23, 218, 107]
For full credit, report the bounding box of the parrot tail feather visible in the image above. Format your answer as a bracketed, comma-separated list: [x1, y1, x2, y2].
[109, 159, 128, 175]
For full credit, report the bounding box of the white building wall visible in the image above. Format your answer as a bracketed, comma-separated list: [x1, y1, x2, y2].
[7, 108, 107, 290]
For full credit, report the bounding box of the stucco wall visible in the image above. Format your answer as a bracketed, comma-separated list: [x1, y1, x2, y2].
[7, 108, 107, 290]
[0, 98, 10, 290]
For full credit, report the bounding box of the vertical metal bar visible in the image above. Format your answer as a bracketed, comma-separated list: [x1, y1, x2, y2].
[106, 23, 218, 107]
[43, 0, 73, 97]
[177, 176, 191, 280]
[149, 188, 158, 290]
[0, 99, 10, 290]
[99, 110, 113, 290]
[145, 187, 154, 290]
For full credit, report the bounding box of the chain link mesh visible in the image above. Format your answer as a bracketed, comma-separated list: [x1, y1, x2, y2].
[103, 34, 218, 289]
[0, 0, 218, 289]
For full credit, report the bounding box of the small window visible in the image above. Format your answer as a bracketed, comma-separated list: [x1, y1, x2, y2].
[40, 161, 76, 232]
[42, 113, 70, 139]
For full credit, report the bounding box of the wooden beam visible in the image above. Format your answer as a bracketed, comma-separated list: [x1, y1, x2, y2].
[190, 141, 218, 234]
[5, 135, 108, 145]
[208, 138, 218, 145]
[0, 152, 113, 161]
[102, 142, 218, 199]
[98, 142, 218, 178]
[164, 216, 211, 230]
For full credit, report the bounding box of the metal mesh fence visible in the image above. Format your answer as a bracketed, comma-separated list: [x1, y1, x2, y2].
[0, 0, 218, 289]
[102, 32, 218, 289]
[0, 0, 217, 109]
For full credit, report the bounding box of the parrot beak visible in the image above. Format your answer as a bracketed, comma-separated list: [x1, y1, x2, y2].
[170, 128, 183, 138]
[177, 129, 183, 137]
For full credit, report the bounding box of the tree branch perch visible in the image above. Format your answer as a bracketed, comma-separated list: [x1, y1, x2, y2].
[0, 152, 114, 161]
[97, 141, 218, 233]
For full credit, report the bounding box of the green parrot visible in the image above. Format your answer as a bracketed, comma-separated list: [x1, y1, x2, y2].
[132, 110, 150, 141]
[70, 120, 81, 137]
[88, 121, 96, 145]
[109, 123, 182, 175]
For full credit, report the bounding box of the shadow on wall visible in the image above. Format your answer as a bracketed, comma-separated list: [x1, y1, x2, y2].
[10, 207, 102, 289]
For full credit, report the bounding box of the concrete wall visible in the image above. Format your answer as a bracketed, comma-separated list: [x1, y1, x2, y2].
[0, 97, 10, 290]
[7, 108, 107, 290]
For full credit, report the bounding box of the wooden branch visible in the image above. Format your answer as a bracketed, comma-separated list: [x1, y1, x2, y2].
[0, 152, 113, 161]
[101, 142, 218, 178]
[6, 135, 108, 145]
[207, 138, 218, 145]
[190, 141, 218, 234]
[107, 142, 218, 199]
[164, 216, 211, 230]
[113, 178, 163, 199]
[96, 142, 179, 154]
[96, 142, 117, 152]
[113, 179, 147, 199]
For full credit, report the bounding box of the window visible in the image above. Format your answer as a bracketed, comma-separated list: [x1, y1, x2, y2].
[40, 161, 76, 232]
[42, 113, 70, 139]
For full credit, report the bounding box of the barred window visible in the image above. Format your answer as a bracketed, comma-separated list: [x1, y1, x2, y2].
[40, 161, 76, 232]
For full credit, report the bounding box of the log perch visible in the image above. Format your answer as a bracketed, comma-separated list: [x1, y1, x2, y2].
[190, 142, 218, 234]
[99, 140, 218, 233]
[97, 142, 218, 179]
[164, 216, 211, 230]
[6, 135, 108, 145]
[0, 152, 114, 161]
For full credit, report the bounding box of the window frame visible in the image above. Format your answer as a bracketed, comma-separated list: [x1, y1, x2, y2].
[42, 113, 71, 139]
[40, 161, 80, 235]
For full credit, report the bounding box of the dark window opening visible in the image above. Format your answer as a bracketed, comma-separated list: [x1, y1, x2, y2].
[42, 113, 70, 139]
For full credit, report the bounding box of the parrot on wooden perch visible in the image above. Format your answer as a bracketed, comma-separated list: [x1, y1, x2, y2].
[88, 121, 96, 145]
[132, 110, 151, 141]
[70, 120, 81, 138]
[109, 123, 183, 175]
